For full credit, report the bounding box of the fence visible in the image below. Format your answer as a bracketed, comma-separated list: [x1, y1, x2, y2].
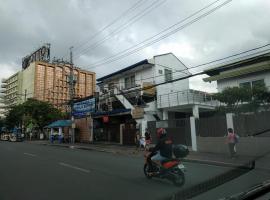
[147, 118, 191, 146]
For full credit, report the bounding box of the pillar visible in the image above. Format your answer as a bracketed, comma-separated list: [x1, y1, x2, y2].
[190, 116, 197, 151]
[162, 110, 168, 120]
[192, 105, 199, 118]
[226, 113, 234, 130]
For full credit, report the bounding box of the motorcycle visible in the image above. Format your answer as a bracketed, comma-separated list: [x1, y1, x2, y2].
[143, 146, 187, 187]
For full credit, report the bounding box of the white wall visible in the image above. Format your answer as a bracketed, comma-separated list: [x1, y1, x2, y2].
[217, 71, 270, 92]
[150, 53, 190, 96]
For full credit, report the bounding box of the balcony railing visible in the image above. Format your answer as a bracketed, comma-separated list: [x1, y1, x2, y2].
[157, 89, 219, 109]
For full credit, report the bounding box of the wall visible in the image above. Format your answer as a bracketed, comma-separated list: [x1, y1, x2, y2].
[197, 136, 270, 157]
[75, 117, 93, 142]
[151, 53, 190, 96]
[21, 62, 36, 100]
[217, 71, 270, 92]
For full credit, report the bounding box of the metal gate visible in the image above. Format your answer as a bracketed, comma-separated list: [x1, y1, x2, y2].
[147, 118, 191, 146]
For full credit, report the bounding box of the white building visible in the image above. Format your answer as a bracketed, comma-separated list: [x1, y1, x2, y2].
[203, 52, 270, 92]
[94, 53, 216, 144]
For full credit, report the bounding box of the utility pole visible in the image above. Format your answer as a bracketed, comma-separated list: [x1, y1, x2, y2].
[69, 47, 75, 144]
[24, 89, 27, 101]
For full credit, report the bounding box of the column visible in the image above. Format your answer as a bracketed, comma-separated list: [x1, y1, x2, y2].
[192, 105, 199, 118]
[190, 116, 197, 151]
[226, 113, 234, 130]
[162, 110, 168, 120]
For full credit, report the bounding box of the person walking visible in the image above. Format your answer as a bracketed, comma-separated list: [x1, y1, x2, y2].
[226, 128, 238, 158]
[135, 130, 141, 151]
[144, 128, 151, 150]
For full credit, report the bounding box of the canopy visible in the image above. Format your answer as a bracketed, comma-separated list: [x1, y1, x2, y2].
[45, 120, 71, 128]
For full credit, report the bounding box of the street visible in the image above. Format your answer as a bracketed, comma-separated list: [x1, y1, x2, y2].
[0, 142, 235, 200]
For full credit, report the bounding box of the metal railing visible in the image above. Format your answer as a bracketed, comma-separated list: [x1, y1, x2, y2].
[157, 89, 219, 108]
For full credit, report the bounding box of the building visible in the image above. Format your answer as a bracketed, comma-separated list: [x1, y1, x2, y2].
[0, 61, 96, 112]
[94, 53, 216, 145]
[0, 72, 23, 115]
[21, 61, 96, 111]
[203, 52, 270, 91]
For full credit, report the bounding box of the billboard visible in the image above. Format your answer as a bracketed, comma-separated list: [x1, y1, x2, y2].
[22, 44, 50, 69]
[73, 98, 95, 118]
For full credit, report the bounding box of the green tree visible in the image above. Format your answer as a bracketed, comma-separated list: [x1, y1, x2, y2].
[4, 99, 64, 132]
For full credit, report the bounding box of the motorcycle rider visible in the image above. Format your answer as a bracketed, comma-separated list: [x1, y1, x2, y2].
[147, 128, 173, 171]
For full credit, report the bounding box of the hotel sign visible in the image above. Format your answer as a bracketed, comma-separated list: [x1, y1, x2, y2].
[22, 44, 50, 69]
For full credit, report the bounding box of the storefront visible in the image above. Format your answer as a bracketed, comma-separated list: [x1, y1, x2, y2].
[93, 109, 137, 145]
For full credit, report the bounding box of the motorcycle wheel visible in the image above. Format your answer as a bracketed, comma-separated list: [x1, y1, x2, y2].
[172, 169, 185, 187]
[143, 164, 152, 179]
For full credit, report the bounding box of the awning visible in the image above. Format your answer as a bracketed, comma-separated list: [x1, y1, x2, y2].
[45, 120, 72, 128]
[204, 61, 270, 82]
[92, 109, 131, 118]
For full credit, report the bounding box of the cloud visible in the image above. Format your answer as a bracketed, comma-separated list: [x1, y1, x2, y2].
[0, 0, 270, 93]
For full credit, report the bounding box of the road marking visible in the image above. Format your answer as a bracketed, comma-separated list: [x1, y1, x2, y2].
[58, 162, 90, 173]
[23, 153, 37, 157]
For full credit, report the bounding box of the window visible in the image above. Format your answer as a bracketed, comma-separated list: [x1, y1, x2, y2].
[124, 75, 135, 89]
[164, 69, 172, 82]
[239, 79, 265, 90]
[158, 69, 163, 74]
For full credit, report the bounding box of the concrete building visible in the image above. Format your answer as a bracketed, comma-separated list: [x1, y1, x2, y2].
[203, 52, 270, 91]
[0, 61, 96, 113]
[0, 72, 23, 115]
[94, 53, 217, 144]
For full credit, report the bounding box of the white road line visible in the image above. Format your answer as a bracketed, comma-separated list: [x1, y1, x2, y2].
[23, 153, 37, 157]
[58, 162, 90, 173]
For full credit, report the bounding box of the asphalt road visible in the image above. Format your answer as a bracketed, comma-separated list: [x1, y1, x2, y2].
[0, 141, 234, 200]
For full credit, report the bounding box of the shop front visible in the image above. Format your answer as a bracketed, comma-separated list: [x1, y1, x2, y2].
[93, 109, 137, 145]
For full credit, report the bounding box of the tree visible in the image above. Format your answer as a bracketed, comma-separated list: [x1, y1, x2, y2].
[4, 99, 64, 132]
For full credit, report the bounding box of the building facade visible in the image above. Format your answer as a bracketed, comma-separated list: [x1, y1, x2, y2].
[0, 61, 96, 113]
[94, 53, 216, 145]
[203, 52, 270, 92]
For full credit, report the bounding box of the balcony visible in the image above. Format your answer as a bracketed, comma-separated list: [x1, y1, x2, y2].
[157, 89, 219, 109]
[1, 78, 7, 83]
[1, 83, 7, 88]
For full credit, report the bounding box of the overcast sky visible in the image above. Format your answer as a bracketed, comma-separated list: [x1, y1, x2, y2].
[1, 0, 270, 92]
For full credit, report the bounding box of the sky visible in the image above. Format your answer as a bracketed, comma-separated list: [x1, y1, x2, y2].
[1, 0, 270, 93]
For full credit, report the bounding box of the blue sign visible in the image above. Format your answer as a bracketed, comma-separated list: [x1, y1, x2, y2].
[73, 98, 95, 118]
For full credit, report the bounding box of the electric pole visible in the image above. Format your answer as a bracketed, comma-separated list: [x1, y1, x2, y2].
[69, 46, 75, 144]
[24, 89, 27, 101]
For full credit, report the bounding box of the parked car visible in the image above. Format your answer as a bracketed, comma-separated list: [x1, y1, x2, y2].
[0, 133, 10, 141]
[9, 133, 23, 142]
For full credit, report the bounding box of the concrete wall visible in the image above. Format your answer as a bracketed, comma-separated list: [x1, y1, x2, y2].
[21, 62, 35, 101]
[197, 136, 270, 157]
[151, 53, 190, 96]
[217, 71, 270, 92]
[75, 117, 93, 143]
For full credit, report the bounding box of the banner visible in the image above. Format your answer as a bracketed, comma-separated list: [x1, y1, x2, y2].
[73, 98, 95, 118]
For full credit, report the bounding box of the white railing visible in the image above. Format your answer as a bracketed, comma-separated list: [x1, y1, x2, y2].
[157, 89, 219, 108]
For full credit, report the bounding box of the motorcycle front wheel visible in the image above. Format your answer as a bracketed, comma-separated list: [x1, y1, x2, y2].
[172, 169, 185, 187]
[143, 164, 152, 179]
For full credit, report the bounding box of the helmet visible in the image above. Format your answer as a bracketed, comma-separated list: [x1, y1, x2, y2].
[157, 128, 166, 138]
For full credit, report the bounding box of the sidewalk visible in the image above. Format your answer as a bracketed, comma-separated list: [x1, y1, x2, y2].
[26, 140, 256, 168]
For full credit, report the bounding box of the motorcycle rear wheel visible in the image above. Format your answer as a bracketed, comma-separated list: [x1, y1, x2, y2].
[172, 169, 185, 187]
[143, 164, 152, 179]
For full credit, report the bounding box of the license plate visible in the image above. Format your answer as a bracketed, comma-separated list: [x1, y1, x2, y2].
[178, 164, 185, 170]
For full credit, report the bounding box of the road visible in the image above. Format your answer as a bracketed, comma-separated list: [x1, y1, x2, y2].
[0, 141, 235, 200]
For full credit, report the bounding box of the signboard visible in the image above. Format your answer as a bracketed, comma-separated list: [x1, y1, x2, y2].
[142, 82, 156, 96]
[73, 98, 95, 118]
[22, 44, 50, 69]
[132, 107, 144, 119]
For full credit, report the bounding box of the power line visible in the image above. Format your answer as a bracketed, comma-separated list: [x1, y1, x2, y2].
[73, 0, 166, 60]
[80, 0, 232, 69]
[72, 0, 147, 53]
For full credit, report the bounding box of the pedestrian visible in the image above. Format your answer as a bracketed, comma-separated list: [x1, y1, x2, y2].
[226, 128, 238, 158]
[135, 130, 141, 151]
[144, 128, 151, 150]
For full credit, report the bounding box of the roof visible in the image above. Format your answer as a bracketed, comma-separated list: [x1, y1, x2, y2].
[92, 109, 131, 118]
[204, 52, 270, 76]
[45, 120, 71, 128]
[203, 61, 270, 82]
[97, 59, 149, 82]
